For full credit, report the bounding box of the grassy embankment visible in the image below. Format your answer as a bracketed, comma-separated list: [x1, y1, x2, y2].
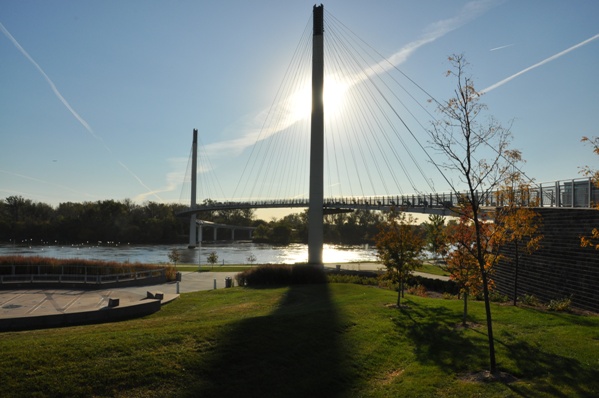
[1, 283, 597, 397]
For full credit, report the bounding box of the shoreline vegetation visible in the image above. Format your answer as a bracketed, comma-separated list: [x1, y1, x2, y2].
[0, 255, 178, 281]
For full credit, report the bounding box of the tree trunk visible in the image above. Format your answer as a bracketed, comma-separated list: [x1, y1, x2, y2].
[480, 268, 497, 373]
[473, 205, 497, 374]
[513, 240, 519, 306]
[462, 291, 468, 326]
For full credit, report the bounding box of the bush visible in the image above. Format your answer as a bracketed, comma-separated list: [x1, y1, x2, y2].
[327, 274, 378, 285]
[489, 291, 510, 303]
[406, 275, 459, 295]
[235, 264, 326, 287]
[407, 284, 428, 297]
[520, 294, 541, 307]
[547, 296, 572, 312]
[442, 292, 457, 300]
[0, 255, 162, 276]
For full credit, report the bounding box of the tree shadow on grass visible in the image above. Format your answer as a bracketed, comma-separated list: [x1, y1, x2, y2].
[496, 331, 599, 397]
[179, 283, 357, 398]
[392, 299, 489, 372]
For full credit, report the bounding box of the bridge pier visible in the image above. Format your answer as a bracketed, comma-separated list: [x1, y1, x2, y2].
[308, 4, 324, 266]
[188, 129, 198, 249]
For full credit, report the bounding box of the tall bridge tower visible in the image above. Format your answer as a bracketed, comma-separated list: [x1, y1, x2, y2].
[308, 4, 324, 265]
[188, 128, 198, 248]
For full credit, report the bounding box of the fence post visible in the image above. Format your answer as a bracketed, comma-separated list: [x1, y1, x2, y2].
[589, 177, 592, 208]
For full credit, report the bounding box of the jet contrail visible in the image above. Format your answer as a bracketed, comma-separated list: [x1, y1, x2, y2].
[0, 22, 102, 143]
[490, 43, 514, 51]
[482, 33, 599, 93]
[1, 21, 163, 201]
[208, 0, 500, 159]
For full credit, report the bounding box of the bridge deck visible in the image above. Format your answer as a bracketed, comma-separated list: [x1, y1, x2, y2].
[178, 178, 599, 217]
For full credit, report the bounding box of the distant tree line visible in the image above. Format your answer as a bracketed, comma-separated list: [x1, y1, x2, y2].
[1, 196, 418, 247]
[2, 195, 459, 250]
[0, 196, 189, 245]
[252, 209, 387, 245]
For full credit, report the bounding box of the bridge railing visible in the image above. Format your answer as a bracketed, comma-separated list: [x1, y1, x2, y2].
[324, 178, 598, 210]
[180, 178, 598, 214]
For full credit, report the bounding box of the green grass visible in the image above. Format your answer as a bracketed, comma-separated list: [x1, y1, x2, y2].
[1, 284, 598, 397]
[176, 265, 253, 272]
[416, 261, 450, 276]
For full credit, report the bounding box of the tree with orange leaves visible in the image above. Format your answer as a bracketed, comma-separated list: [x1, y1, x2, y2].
[446, 213, 492, 326]
[580, 136, 599, 249]
[428, 54, 519, 374]
[375, 208, 425, 307]
[494, 151, 543, 306]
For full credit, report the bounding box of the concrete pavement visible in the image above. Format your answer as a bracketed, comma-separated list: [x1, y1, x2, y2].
[0, 271, 239, 331]
[0, 264, 448, 331]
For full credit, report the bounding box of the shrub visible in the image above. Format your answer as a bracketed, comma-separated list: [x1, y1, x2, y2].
[327, 274, 378, 285]
[165, 266, 178, 282]
[407, 284, 428, 297]
[489, 292, 510, 303]
[547, 296, 572, 312]
[519, 294, 541, 307]
[406, 275, 459, 295]
[442, 292, 457, 300]
[0, 255, 161, 276]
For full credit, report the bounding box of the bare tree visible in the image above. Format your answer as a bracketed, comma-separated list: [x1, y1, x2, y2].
[428, 54, 517, 374]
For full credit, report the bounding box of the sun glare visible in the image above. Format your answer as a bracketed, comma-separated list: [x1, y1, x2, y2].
[287, 75, 350, 122]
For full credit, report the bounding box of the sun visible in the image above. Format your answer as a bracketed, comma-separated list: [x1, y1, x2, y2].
[287, 74, 350, 123]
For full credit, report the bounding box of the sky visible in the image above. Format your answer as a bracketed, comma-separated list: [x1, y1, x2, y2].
[1, 0, 598, 218]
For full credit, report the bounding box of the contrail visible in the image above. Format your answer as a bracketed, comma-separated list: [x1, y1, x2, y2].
[208, 0, 500, 158]
[0, 22, 102, 143]
[1, 22, 163, 201]
[482, 33, 599, 93]
[373, 0, 500, 77]
[490, 43, 514, 51]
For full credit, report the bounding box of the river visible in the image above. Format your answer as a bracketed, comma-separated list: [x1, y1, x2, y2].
[0, 242, 378, 266]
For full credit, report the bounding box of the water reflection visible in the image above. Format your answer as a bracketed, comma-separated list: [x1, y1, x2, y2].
[0, 242, 377, 265]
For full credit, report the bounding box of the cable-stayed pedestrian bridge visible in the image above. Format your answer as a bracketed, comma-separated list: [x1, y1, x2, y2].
[179, 177, 598, 217]
[177, 5, 597, 262]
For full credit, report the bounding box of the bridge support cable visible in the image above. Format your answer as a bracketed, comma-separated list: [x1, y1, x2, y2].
[321, 10, 440, 199]
[323, 11, 447, 192]
[178, 143, 194, 205]
[324, 14, 416, 197]
[324, 23, 395, 197]
[232, 19, 313, 203]
[330, 12, 538, 194]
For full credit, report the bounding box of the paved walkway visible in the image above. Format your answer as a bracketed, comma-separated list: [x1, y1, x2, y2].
[0, 264, 448, 330]
[0, 271, 238, 322]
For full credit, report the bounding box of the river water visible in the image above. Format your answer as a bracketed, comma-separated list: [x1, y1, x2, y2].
[0, 242, 378, 266]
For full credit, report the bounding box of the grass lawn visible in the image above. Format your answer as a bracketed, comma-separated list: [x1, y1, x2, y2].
[1, 283, 598, 397]
[416, 261, 450, 277]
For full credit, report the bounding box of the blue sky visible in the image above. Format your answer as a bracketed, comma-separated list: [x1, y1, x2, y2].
[1, 0, 598, 214]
